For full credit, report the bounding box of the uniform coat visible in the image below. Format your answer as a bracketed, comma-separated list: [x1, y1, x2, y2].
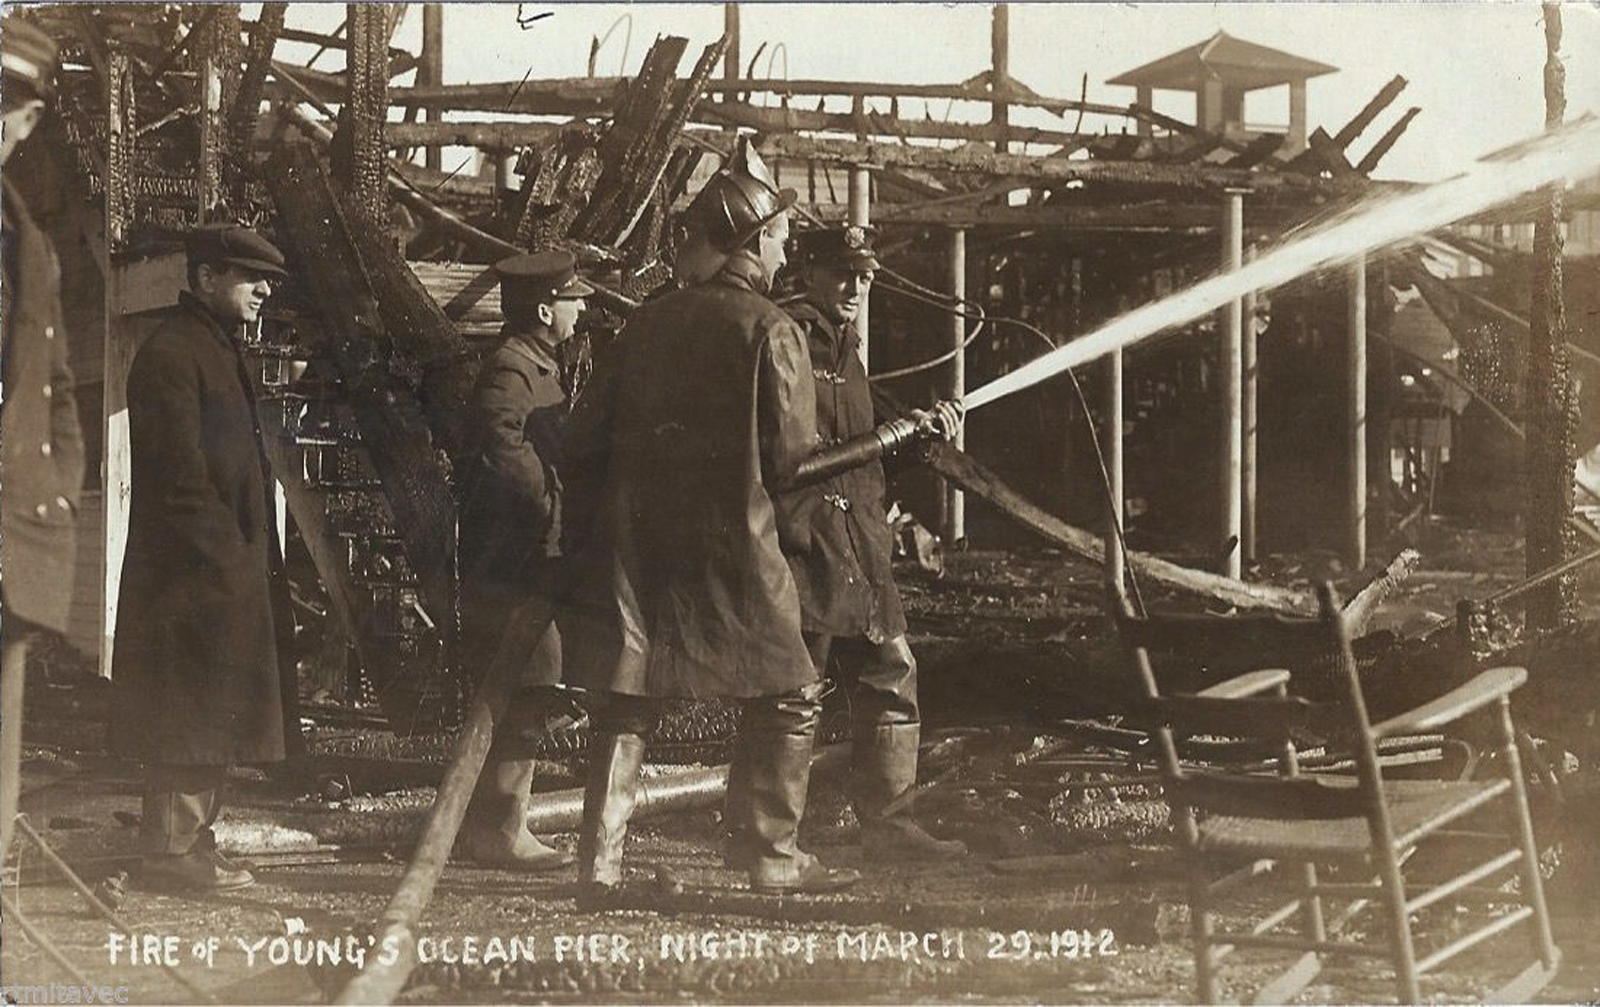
[560, 256, 820, 699]
[1, 179, 85, 634]
[775, 301, 906, 643]
[112, 292, 294, 765]
[457, 332, 566, 687]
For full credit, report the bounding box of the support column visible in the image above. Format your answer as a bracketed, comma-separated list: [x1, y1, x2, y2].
[1105, 349, 1125, 588]
[945, 228, 967, 544]
[848, 165, 871, 370]
[1241, 243, 1259, 564]
[420, 4, 444, 171]
[1347, 254, 1368, 570]
[1219, 190, 1245, 579]
[723, 3, 740, 87]
[990, 4, 1010, 154]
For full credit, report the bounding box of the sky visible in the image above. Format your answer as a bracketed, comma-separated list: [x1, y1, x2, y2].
[273, 2, 1600, 183]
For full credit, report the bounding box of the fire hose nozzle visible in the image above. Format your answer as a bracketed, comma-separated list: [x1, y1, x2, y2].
[791, 415, 935, 489]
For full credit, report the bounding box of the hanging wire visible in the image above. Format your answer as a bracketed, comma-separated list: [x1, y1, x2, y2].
[588, 13, 632, 78]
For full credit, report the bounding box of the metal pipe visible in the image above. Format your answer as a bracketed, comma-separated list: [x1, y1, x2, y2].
[1241, 244, 1259, 563]
[946, 227, 966, 544]
[1105, 348, 1124, 588]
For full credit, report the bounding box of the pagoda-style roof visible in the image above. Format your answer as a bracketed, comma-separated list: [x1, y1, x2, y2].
[1107, 31, 1338, 92]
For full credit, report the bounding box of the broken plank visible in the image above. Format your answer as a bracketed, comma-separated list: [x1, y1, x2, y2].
[1341, 548, 1422, 633]
[920, 440, 1312, 614]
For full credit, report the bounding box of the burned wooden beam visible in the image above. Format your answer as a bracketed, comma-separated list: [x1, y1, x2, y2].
[812, 198, 1311, 233]
[1333, 74, 1408, 149]
[698, 99, 1092, 149]
[919, 440, 1312, 614]
[1356, 106, 1422, 175]
[757, 134, 1338, 191]
[262, 143, 457, 620]
[1342, 548, 1421, 633]
[330, 4, 390, 228]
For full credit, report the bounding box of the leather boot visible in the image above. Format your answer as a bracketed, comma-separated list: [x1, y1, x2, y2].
[854, 722, 966, 862]
[743, 712, 859, 894]
[459, 758, 573, 871]
[575, 732, 645, 908]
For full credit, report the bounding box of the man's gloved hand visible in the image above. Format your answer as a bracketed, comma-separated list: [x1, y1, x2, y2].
[911, 399, 964, 444]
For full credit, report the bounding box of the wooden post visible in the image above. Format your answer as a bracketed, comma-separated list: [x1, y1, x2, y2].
[848, 165, 871, 370]
[723, 4, 740, 89]
[945, 228, 967, 544]
[1347, 253, 1368, 570]
[1220, 190, 1244, 578]
[1105, 349, 1125, 589]
[1241, 243, 1259, 563]
[420, 4, 444, 171]
[990, 4, 1009, 154]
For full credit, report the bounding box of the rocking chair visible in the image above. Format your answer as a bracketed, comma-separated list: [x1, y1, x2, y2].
[1109, 580, 1559, 1004]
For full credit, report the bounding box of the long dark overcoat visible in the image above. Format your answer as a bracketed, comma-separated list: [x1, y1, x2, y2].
[457, 332, 566, 687]
[1, 179, 85, 634]
[559, 256, 821, 699]
[774, 301, 906, 643]
[112, 292, 295, 765]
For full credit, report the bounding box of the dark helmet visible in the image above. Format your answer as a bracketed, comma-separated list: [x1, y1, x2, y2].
[686, 137, 798, 253]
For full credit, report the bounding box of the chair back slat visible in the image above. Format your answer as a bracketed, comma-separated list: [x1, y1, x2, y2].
[1146, 693, 1336, 741]
[1173, 773, 1368, 820]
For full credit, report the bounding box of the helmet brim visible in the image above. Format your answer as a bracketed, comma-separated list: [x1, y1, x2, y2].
[726, 187, 799, 251]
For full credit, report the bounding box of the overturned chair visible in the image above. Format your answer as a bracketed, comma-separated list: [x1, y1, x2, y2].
[1109, 580, 1559, 1004]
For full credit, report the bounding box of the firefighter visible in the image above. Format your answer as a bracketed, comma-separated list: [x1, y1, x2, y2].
[1, 15, 85, 863]
[559, 141, 862, 897]
[111, 225, 296, 893]
[764, 225, 966, 862]
[455, 250, 591, 870]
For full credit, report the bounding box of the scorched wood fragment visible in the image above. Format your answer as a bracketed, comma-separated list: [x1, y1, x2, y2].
[263, 144, 456, 622]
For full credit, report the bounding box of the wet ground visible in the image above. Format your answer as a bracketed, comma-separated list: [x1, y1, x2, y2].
[6, 515, 1600, 1003]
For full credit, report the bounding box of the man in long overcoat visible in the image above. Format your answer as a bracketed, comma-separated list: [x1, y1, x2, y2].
[112, 225, 296, 893]
[1, 17, 85, 861]
[767, 226, 966, 863]
[560, 143, 860, 896]
[455, 250, 590, 870]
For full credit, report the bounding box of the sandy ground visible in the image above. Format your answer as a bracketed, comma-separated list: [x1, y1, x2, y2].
[5, 515, 1599, 1003]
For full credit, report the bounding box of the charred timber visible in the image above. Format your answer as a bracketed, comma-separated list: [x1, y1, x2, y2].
[1333, 75, 1408, 149]
[1355, 107, 1421, 175]
[262, 144, 457, 620]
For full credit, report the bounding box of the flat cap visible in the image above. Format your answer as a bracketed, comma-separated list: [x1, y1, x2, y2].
[2, 16, 58, 103]
[795, 225, 880, 272]
[185, 224, 288, 278]
[495, 249, 594, 320]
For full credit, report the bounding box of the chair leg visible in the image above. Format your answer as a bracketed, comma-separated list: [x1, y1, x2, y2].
[1302, 862, 1327, 942]
[1374, 842, 1421, 1004]
[1189, 860, 1217, 1005]
[1497, 701, 1558, 968]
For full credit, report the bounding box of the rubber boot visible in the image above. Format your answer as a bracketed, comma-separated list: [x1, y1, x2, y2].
[575, 732, 646, 908]
[855, 722, 966, 862]
[459, 758, 573, 871]
[721, 731, 754, 871]
[743, 717, 860, 894]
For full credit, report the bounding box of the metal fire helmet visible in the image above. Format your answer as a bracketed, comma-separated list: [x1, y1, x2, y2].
[687, 137, 798, 253]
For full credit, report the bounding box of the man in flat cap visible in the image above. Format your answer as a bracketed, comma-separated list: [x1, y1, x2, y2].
[759, 226, 966, 865]
[112, 224, 296, 893]
[560, 139, 862, 898]
[454, 249, 590, 870]
[1, 14, 85, 862]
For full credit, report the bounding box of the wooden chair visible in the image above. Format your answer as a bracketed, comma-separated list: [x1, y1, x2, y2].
[1110, 580, 1559, 1004]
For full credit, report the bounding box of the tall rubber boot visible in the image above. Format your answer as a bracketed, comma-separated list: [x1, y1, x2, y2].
[575, 732, 646, 907]
[854, 722, 966, 861]
[743, 712, 860, 894]
[720, 731, 754, 871]
[458, 757, 573, 871]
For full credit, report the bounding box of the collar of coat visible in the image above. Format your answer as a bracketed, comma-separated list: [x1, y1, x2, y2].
[710, 250, 771, 296]
[498, 328, 560, 374]
[176, 289, 245, 351]
[784, 298, 860, 367]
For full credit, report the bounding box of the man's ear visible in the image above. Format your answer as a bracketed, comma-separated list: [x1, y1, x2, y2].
[537, 301, 555, 327]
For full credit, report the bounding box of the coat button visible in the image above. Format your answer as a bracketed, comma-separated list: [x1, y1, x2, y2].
[55, 496, 70, 510]
[41, 384, 52, 399]
[34, 503, 48, 518]
[39, 442, 52, 457]
[44, 325, 55, 339]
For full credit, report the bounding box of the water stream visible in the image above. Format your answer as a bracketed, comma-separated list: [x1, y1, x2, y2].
[965, 116, 1600, 411]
